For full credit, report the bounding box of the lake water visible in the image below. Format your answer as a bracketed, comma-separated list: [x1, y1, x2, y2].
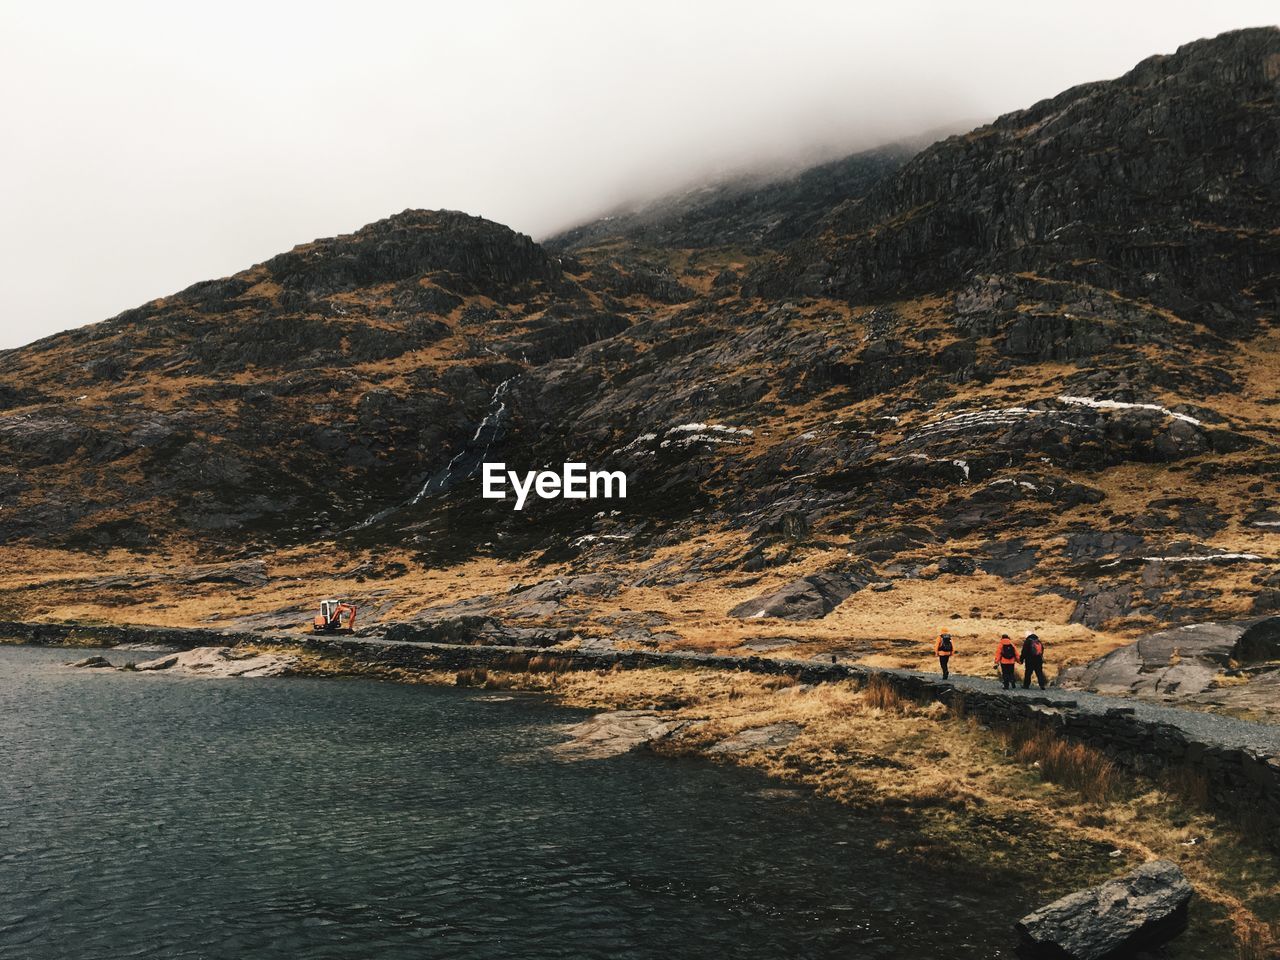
[1, 644, 1032, 958]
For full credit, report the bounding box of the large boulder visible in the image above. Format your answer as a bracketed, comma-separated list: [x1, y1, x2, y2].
[1015, 860, 1192, 960]
[1059, 621, 1238, 698]
[1059, 616, 1280, 720]
[1234, 616, 1280, 663]
[728, 570, 870, 621]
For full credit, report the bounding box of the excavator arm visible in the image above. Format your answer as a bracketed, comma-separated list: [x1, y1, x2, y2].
[336, 603, 357, 631]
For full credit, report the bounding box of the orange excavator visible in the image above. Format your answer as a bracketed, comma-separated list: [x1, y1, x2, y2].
[312, 599, 358, 634]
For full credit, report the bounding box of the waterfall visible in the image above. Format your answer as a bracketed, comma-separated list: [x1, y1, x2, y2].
[349, 377, 518, 533]
[410, 377, 513, 503]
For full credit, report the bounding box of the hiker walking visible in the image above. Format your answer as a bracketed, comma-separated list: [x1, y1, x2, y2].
[934, 631, 955, 679]
[1021, 632, 1047, 690]
[994, 633, 1019, 689]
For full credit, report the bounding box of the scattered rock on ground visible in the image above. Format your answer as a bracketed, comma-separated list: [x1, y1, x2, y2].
[1015, 860, 1192, 960]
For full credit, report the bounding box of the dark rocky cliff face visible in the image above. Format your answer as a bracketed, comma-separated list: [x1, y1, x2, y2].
[754, 28, 1280, 332]
[545, 143, 918, 256]
[0, 27, 1276, 635]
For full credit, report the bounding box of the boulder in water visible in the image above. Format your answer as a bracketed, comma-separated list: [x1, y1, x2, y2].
[132, 646, 295, 678]
[68, 655, 112, 669]
[552, 710, 680, 759]
[1015, 860, 1192, 960]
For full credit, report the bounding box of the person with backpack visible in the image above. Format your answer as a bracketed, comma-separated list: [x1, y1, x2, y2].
[994, 633, 1019, 689]
[1021, 632, 1047, 690]
[934, 632, 955, 678]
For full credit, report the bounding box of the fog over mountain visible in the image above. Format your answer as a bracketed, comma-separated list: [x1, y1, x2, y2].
[1, 0, 1276, 348]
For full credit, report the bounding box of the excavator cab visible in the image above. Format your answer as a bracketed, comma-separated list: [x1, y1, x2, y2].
[312, 599, 357, 634]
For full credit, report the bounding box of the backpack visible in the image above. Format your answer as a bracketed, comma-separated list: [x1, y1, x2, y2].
[1000, 641, 1017, 661]
[939, 636, 953, 653]
[1030, 638, 1044, 658]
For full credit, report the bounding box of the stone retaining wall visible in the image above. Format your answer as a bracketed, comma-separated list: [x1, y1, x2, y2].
[889, 673, 1280, 837]
[0, 620, 264, 650]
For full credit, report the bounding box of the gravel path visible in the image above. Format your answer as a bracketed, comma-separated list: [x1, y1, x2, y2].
[889, 667, 1280, 756]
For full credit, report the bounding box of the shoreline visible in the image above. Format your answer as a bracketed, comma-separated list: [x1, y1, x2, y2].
[4, 618, 1276, 817]
[7, 633, 1280, 953]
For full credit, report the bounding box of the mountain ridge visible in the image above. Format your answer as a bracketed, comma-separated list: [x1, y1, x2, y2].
[1, 27, 1277, 682]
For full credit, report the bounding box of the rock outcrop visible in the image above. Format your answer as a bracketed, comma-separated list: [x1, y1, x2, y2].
[551, 710, 681, 759]
[757, 28, 1280, 329]
[131, 646, 296, 678]
[706, 722, 803, 754]
[1059, 616, 1280, 719]
[729, 570, 871, 620]
[1015, 860, 1193, 960]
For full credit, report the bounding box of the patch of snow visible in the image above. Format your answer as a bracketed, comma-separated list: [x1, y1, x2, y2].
[886, 453, 969, 480]
[614, 432, 657, 454]
[668, 423, 754, 436]
[907, 406, 1105, 445]
[1142, 553, 1262, 564]
[661, 434, 741, 448]
[571, 533, 633, 547]
[617, 423, 754, 453]
[989, 478, 1038, 492]
[1057, 395, 1203, 426]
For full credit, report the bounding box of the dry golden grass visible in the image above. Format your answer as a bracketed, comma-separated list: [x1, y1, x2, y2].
[1008, 727, 1119, 804]
[863, 675, 908, 713]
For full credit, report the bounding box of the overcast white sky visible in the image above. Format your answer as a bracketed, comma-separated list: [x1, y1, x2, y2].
[1, 1, 1275, 349]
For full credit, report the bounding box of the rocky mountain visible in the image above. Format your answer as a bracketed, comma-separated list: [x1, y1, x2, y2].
[1, 28, 1278, 673]
[546, 142, 918, 256]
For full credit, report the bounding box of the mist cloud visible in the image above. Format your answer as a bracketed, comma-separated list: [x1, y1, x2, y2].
[1, 0, 1275, 348]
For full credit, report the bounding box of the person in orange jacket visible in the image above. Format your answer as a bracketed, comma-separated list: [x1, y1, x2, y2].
[994, 633, 1019, 689]
[934, 631, 955, 679]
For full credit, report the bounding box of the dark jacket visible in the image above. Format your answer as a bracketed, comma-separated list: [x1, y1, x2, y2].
[1021, 635, 1044, 664]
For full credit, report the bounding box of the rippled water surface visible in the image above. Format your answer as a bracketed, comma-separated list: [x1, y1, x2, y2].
[1, 645, 1029, 958]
